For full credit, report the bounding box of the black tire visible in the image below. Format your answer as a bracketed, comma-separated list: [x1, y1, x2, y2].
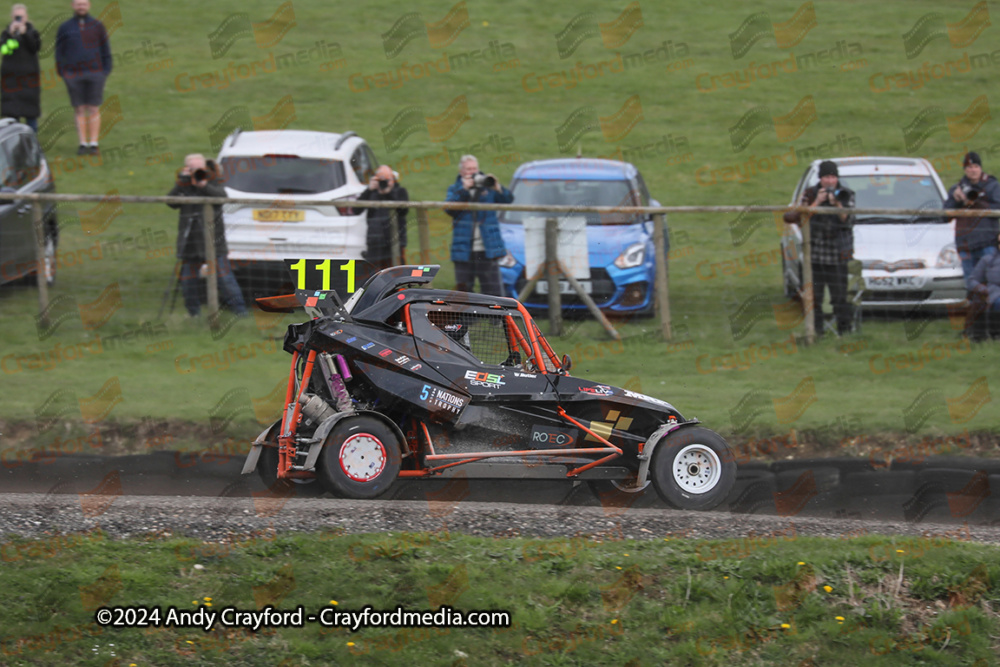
[319, 416, 401, 499]
[257, 432, 325, 498]
[650, 427, 736, 511]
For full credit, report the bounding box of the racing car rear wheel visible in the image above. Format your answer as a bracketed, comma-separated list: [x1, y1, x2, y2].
[650, 427, 736, 511]
[319, 416, 401, 499]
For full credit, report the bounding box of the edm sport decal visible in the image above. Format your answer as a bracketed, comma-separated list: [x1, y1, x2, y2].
[464, 370, 505, 388]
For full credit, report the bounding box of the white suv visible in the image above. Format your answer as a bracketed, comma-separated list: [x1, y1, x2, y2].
[216, 129, 378, 290]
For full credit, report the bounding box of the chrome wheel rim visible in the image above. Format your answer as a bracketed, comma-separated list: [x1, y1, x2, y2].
[672, 444, 721, 494]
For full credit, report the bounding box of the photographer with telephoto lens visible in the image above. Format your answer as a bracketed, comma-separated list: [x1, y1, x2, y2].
[357, 164, 408, 271]
[167, 153, 246, 318]
[791, 160, 856, 336]
[446, 154, 513, 295]
[944, 151, 1000, 290]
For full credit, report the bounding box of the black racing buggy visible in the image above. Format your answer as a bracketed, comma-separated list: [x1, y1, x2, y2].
[242, 262, 736, 510]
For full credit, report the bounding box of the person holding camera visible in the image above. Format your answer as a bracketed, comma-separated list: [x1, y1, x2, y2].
[0, 4, 41, 132]
[446, 154, 513, 296]
[792, 160, 856, 336]
[944, 152, 1000, 290]
[357, 165, 408, 271]
[167, 153, 246, 318]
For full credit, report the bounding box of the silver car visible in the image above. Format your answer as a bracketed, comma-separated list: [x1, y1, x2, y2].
[781, 157, 964, 309]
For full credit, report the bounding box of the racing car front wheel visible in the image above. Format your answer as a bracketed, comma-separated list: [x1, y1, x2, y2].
[258, 440, 325, 498]
[650, 427, 736, 511]
[320, 416, 401, 499]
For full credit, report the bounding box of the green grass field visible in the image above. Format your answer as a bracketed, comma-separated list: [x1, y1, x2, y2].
[2, 0, 997, 449]
[3, 3, 1000, 665]
[1, 529, 998, 665]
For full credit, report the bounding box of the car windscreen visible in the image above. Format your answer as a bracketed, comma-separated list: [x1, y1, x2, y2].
[502, 178, 640, 225]
[219, 156, 347, 195]
[836, 174, 945, 223]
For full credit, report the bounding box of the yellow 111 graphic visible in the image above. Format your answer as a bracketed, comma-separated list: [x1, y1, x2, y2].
[286, 259, 357, 294]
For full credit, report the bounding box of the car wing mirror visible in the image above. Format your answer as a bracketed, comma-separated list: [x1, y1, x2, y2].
[561, 354, 572, 372]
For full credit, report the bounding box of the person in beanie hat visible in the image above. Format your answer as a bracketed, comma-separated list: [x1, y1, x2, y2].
[789, 159, 856, 336]
[944, 151, 1000, 290]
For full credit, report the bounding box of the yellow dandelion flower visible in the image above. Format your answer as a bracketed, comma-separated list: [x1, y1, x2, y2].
[186, 640, 194, 644]
[896, 549, 904, 554]
[192, 600, 198, 605]
[347, 642, 355, 647]
[330, 600, 338, 605]
[781, 623, 790, 629]
[611, 619, 619, 624]
[835, 616, 845, 621]
[797, 561, 805, 566]
[482, 21, 489, 27]
[615, 566, 622, 570]
[205, 603, 212, 607]
[624, 553, 629, 557]
[823, 585, 833, 593]
[724, 576, 729, 579]
[204, 597, 212, 601]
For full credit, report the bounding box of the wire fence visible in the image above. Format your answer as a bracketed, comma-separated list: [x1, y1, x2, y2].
[3, 191, 990, 348]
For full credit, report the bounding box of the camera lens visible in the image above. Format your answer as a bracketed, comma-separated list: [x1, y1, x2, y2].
[482, 175, 496, 188]
[377, 179, 389, 188]
[192, 168, 208, 181]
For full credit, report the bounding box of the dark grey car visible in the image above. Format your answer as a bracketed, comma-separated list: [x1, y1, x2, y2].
[0, 118, 57, 286]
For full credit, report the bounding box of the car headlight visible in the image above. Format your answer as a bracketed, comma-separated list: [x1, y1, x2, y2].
[614, 243, 645, 269]
[498, 251, 517, 268]
[936, 243, 959, 269]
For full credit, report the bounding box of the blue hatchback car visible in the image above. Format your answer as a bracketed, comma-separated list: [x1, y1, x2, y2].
[498, 158, 664, 315]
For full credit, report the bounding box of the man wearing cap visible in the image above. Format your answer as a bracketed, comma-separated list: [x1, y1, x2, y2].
[944, 151, 1000, 290]
[793, 160, 856, 336]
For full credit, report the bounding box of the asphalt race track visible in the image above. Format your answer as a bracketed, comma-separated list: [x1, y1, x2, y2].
[2, 451, 1000, 542]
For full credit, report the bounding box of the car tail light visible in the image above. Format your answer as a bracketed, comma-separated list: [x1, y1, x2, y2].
[336, 194, 358, 216]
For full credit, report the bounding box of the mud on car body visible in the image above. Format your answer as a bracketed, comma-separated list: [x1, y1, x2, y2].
[243, 262, 735, 510]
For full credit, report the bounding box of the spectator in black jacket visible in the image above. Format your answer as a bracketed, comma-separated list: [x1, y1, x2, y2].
[54, 0, 112, 156]
[791, 160, 856, 336]
[944, 151, 1000, 290]
[167, 154, 246, 318]
[358, 165, 408, 270]
[0, 4, 41, 131]
[965, 233, 1000, 341]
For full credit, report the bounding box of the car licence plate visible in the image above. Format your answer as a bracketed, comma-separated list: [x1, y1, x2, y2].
[252, 209, 305, 222]
[536, 280, 592, 295]
[865, 275, 925, 289]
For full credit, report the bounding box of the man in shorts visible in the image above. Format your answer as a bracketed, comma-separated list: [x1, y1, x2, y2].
[55, 0, 112, 155]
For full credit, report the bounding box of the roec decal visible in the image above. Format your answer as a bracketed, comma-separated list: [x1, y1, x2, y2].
[379, 349, 393, 357]
[531, 426, 576, 447]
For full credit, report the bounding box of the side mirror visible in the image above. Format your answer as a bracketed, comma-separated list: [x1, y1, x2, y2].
[561, 354, 572, 372]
